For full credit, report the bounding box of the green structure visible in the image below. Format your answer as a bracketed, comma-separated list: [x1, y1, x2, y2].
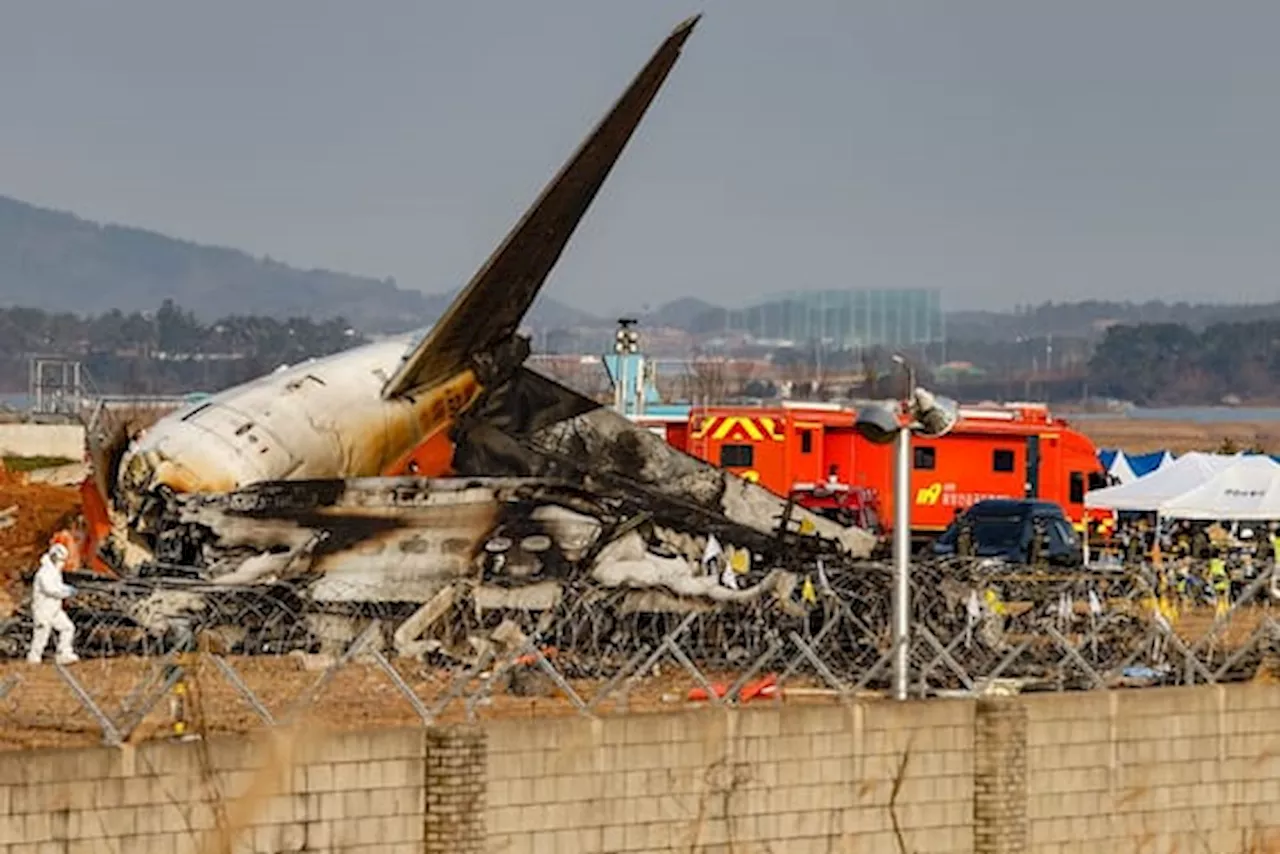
[722, 288, 944, 355]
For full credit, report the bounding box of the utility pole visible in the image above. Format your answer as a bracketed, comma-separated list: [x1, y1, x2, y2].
[855, 358, 959, 701]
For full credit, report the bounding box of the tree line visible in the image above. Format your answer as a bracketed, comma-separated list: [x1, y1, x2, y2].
[1088, 319, 1280, 405]
[668, 321, 1280, 407]
[0, 300, 366, 395]
[1, 299, 1274, 406]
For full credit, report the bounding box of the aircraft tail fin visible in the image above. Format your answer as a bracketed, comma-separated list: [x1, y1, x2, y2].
[381, 14, 700, 399]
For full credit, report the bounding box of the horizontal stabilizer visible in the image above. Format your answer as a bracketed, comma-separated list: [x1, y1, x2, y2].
[381, 15, 701, 399]
[484, 366, 603, 436]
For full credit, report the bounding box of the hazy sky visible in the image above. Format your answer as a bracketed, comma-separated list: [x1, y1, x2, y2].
[4, 1, 1280, 315]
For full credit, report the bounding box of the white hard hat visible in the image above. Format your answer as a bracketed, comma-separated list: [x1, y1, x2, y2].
[1241, 529, 1255, 540]
[48, 543, 69, 562]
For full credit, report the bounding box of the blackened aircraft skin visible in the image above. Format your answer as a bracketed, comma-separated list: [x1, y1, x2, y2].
[108, 16, 702, 535]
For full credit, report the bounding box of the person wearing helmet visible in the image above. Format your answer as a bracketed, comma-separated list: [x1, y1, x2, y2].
[26, 540, 79, 664]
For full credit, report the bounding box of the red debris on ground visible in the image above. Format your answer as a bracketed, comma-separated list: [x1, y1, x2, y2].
[687, 673, 779, 703]
[0, 471, 81, 585]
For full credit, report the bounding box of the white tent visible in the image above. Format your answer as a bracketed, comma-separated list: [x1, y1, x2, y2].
[1107, 451, 1138, 484]
[1084, 451, 1240, 512]
[1157, 456, 1280, 521]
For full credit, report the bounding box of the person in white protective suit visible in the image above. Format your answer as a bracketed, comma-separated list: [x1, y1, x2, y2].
[26, 542, 79, 664]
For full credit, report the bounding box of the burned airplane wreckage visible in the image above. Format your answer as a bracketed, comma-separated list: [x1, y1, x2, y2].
[30, 17, 1279, 692]
[112, 413, 883, 659]
[59, 16, 884, 660]
[138, 404, 877, 601]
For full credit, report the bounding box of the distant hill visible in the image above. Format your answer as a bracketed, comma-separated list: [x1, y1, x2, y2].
[640, 297, 719, 329]
[0, 194, 593, 334]
[9, 194, 1276, 344]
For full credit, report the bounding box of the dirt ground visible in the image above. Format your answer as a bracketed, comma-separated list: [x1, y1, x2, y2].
[0, 469, 81, 615]
[1077, 418, 1280, 455]
[0, 654, 809, 751]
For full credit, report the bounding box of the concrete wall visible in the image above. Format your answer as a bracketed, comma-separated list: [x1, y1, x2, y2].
[486, 700, 976, 854]
[0, 727, 427, 854]
[0, 684, 1277, 853]
[0, 423, 84, 459]
[1024, 683, 1280, 853]
[484, 684, 1280, 854]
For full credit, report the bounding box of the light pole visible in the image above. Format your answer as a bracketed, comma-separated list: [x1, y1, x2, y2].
[854, 357, 958, 700]
[613, 318, 639, 414]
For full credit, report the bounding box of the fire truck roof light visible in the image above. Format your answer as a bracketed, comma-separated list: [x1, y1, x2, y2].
[780, 400, 844, 410]
[957, 408, 1018, 421]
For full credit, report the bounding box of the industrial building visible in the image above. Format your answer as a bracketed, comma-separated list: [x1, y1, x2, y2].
[720, 288, 945, 356]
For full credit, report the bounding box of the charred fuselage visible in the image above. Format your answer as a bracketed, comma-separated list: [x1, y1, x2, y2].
[84, 15, 875, 626]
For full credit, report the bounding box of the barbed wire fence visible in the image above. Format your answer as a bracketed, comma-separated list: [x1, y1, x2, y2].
[0, 557, 1278, 749]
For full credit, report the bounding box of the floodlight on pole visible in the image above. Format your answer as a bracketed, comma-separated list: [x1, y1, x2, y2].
[891, 352, 911, 400]
[613, 318, 639, 413]
[852, 359, 957, 701]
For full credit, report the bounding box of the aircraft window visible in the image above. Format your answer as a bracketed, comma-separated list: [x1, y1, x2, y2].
[234, 423, 253, 436]
[720, 444, 754, 468]
[993, 450, 1015, 472]
[1069, 472, 1085, 504]
[913, 447, 935, 470]
[800, 430, 813, 454]
[442, 538, 470, 555]
[399, 537, 432, 554]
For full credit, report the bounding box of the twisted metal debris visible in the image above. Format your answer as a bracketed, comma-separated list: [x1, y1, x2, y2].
[0, 554, 1277, 749]
[3, 555, 1275, 694]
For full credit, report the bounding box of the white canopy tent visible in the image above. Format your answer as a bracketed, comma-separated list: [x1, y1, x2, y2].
[1107, 451, 1138, 484]
[1084, 451, 1240, 513]
[1157, 456, 1280, 521]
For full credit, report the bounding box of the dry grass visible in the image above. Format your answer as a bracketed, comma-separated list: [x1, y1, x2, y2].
[1077, 418, 1280, 455]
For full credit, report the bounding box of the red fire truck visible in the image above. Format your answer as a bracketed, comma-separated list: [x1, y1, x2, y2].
[635, 401, 1108, 539]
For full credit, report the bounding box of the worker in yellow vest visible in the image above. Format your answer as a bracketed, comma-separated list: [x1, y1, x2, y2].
[1174, 527, 1190, 558]
[1156, 566, 1178, 624]
[1208, 550, 1230, 616]
[1270, 525, 1280, 601]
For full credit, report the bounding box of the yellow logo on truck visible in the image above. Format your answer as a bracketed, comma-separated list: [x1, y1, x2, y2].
[916, 482, 943, 505]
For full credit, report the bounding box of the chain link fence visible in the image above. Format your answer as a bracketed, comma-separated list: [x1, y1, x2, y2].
[0, 558, 1277, 749]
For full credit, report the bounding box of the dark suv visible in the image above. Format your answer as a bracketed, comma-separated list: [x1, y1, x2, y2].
[931, 499, 1083, 566]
